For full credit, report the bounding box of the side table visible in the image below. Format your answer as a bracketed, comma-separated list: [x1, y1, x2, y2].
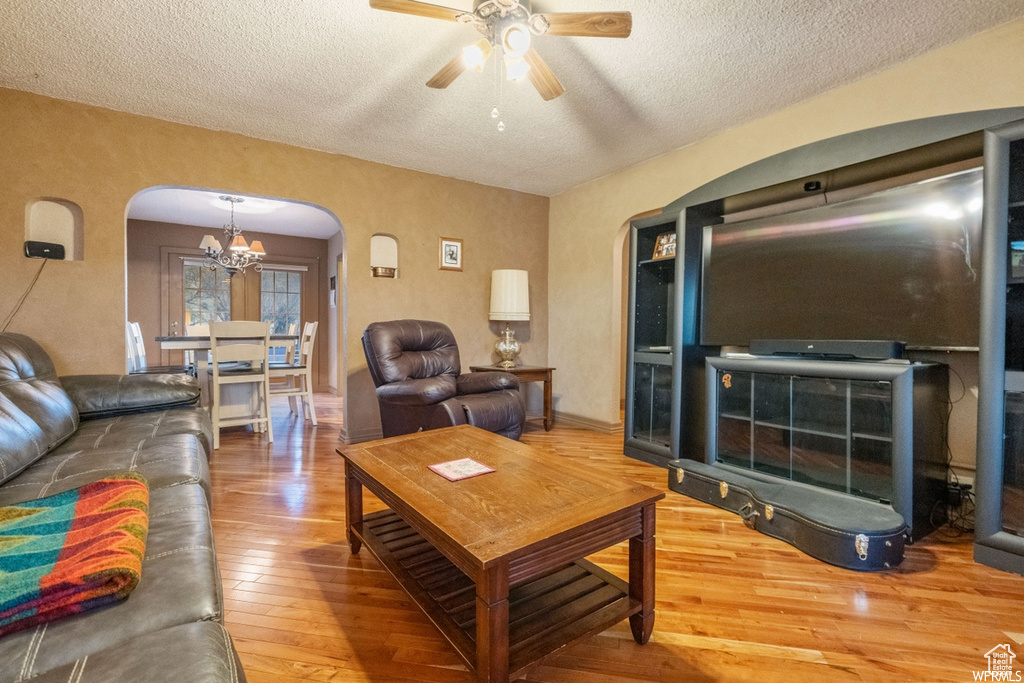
[469, 364, 555, 431]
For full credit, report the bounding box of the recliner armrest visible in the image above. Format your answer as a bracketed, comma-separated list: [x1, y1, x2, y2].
[60, 374, 201, 420]
[376, 375, 457, 406]
[457, 371, 519, 395]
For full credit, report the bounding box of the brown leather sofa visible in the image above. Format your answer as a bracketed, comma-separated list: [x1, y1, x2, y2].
[0, 333, 244, 682]
[362, 320, 526, 440]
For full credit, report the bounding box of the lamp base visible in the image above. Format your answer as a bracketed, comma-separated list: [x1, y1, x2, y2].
[494, 323, 521, 369]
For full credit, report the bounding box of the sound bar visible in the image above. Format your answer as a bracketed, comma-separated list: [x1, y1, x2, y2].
[749, 339, 905, 361]
[23, 241, 65, 260]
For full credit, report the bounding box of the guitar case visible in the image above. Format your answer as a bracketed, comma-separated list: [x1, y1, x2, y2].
[667, 459, 908, 571]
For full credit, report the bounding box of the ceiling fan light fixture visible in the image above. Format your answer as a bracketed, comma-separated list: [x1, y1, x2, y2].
[504, 54, 530, 81]
[501, 23, 530, 58]
[462, 38, 493, 72]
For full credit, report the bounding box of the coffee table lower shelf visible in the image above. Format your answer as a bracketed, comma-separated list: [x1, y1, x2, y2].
[356, 509, 641, 678]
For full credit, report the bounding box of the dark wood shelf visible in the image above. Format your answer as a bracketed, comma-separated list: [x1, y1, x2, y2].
[356, 509, 640, 679]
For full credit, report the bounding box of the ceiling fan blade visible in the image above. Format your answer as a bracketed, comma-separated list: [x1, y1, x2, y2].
[523, 48, 564, 101]
[369, 0, 463, 22]
[426, 53, 468, 89]
[539, 11, 632, 38]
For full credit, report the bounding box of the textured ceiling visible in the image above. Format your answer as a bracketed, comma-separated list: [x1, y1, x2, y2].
[3, 0, 1024, 197]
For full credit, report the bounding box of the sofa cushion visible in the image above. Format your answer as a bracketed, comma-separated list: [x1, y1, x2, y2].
[0, 484, 223, 681]
[22, 621, 245, 683]
[0, 334, 78, 487]
[0, 433, 211, 507]
[61, 406, 213, 458]
[61, 374, 201, 420]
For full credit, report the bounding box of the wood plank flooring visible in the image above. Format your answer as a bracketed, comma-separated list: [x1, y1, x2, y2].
[210, 394, 1024, 682]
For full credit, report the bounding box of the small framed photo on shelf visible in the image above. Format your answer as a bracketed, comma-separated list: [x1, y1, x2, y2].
[652, 232, 676, 260]
[439, 237, 463, 271]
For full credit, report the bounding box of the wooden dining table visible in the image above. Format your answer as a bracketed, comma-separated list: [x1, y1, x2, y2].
[155, 334, 298, 411]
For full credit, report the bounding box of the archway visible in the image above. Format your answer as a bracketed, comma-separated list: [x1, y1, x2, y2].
[124, 185, 346, 398]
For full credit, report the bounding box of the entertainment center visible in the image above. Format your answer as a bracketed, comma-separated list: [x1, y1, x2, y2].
[623, 108, 1024, 573]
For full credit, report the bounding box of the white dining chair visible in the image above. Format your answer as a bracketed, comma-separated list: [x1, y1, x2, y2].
[184, 323, 210, 370]
[127, 321, 191, 375]
[269, 321, 318, 425]
[208, 320, 273, 449]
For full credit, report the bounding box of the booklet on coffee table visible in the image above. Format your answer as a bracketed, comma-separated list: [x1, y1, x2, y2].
[429, 458, 495, 481]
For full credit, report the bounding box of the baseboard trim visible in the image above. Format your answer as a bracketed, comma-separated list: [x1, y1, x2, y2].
[338, 426, 383, 444]
[554, 411, 624, 435]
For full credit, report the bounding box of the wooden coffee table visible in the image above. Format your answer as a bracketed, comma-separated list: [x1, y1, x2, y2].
[337, 425, 664, 681]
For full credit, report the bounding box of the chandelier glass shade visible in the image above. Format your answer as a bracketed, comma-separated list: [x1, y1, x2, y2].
[199, 196, 265, 276]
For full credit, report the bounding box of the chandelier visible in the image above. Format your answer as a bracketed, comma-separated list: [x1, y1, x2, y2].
[198, 196, 266, 276]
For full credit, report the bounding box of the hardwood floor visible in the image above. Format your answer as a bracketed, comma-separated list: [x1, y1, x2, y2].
[210, 394, 1024, 682]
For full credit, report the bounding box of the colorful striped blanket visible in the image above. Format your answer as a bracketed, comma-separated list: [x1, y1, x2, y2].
[0, 474, 149, 636]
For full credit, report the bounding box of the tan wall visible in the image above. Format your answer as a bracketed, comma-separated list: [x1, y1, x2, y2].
[125, 219, 331, 388]
[0, 89, 549, 442]
[549, 17, 1024, 466]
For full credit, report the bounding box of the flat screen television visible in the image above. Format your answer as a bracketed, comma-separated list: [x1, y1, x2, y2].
[700, 167, 983, 349]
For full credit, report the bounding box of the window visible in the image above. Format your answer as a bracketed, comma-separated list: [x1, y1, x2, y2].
[184, 262, 230, 326]
[261, 269, 302, 334]
[261, 268, 302, 362]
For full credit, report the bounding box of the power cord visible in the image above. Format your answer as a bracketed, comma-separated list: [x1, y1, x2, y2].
[1, 259, 48, 333]
[932, 485, 976, 537]
[934, 360, 975, 536]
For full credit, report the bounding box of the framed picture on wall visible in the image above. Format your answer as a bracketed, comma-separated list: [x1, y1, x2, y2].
[329, 275, 337, 309]
[439, 237, 463, 271]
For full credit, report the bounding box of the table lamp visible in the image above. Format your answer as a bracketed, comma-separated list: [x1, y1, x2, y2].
[489, 269, 530, 369]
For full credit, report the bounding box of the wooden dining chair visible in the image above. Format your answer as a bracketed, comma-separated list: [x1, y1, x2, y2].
[208, 320, 273, 449]
[269, 321, 318, 425]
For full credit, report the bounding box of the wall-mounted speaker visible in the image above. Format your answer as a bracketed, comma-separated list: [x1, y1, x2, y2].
[24, 241, 65, 260]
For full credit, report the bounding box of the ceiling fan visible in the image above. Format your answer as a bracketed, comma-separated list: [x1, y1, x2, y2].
[368, 0, 632, 101]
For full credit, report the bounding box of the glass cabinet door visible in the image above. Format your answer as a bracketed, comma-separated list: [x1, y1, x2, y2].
[850, 380, 893, 503]
[716, 370, 752, 468]
[631, 361, 672, 448]
[752, 373, 792, 477]
[711, 370, 895, 504]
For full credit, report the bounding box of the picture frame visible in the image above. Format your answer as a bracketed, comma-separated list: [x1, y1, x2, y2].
[329, 275, 337, 309]
[652, 232, 676, 260]
[439, 237, 463, 271]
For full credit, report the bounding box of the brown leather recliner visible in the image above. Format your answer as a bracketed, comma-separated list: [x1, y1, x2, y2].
[362, 320, 526, 440]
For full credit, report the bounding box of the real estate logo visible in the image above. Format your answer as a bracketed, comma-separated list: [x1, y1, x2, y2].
[973, 644, 1021, 681]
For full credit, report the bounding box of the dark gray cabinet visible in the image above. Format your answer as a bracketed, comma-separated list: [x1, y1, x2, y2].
[976, 118, 1024, 575]
[624, 216, 678, 464]
[624, 209, 712, 466]
[706, 356, 947, 539]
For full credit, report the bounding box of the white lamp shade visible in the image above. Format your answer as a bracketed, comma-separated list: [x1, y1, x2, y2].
[489, 269, 530, 321]
[370, 234, 398, 269]
[199, 235, 221, 251]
